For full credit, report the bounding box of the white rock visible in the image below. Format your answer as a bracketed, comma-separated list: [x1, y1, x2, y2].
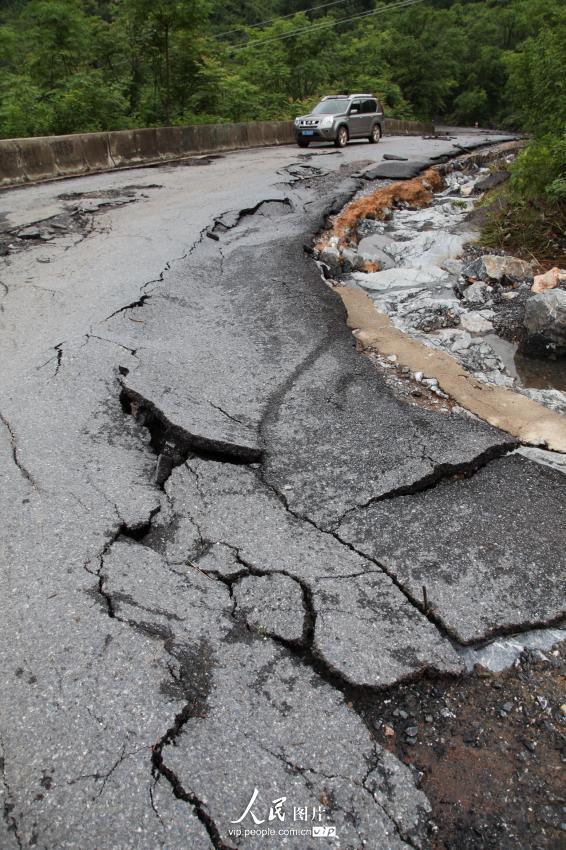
[391, 232, 469, 270]
[441, 259, 464, 276]
[352, 266, 449, 293]
[460, 312, 494, 334]
[463, 282, 491, 306]
[451, 331, 473, 352]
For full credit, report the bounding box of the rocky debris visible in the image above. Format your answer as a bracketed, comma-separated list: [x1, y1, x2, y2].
[462, 281, 492, 306]
[353, 265, 451, 292]
[523, 289, 566, 357]
[357, 234, 396, 269]
[460, 311, 494, 334]
[363, 350, 456, 413]
[474, 169, 510, 192]
[333, 168, 444, 238]
[519, 386, 566, 415]
[338, 454, 566, 644]
[341, 246, 359, 272]
[411, 304, 460, 333]
[318, 150, 565, 411]
[394, 231, 470, 271]
[464, 254, 534, 286]
[319, 244, 341, 274]
[531, 266, 566, 293]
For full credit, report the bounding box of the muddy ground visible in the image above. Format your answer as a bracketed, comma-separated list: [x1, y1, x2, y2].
[360, 644, 566, 850]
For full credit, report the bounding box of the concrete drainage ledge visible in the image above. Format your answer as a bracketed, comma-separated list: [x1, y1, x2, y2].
[0, 118, 433, 189]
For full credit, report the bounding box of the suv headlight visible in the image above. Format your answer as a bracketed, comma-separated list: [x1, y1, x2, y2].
[294, 118, 301, 126]
[319, 116, 334, 129]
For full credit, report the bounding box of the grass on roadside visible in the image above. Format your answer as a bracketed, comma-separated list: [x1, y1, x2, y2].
[481, 133, 566, 270]
[480, 185, 566, 271]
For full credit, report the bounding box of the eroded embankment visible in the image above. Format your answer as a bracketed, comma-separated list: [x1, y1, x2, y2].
[316, 157, 566, 453]
[341, 286, 566, 452]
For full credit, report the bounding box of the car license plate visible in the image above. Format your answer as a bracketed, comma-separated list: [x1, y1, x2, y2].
[302, 130, 314, 136]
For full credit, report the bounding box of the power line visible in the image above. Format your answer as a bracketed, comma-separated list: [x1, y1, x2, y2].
[227, 0, 425, 52]
[215, 0, 353, 39]
[227, 0, 423, 51]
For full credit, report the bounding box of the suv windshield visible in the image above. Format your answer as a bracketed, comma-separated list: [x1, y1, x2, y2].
[312, 99, 349, 115]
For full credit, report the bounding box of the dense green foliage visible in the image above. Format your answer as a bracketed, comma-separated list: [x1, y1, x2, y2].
[0, 0, 563, 138]
[1, 0, 564, 262]
[479, 6, 565, 265]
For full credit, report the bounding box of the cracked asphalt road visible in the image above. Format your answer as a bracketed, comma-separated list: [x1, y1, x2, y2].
[0, 131, 564, 850]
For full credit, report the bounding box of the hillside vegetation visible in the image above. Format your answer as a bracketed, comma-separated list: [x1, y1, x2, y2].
[0, 0, 561, 135]
[0, 0, 564, 259]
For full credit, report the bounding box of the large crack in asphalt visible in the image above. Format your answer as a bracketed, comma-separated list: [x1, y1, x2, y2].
[119, 382, 262, 485]
[333, 438, 517, 531]
[93, 509, 429, 850]
[0, 410, 38, 490]
[85, 531, 229, 847]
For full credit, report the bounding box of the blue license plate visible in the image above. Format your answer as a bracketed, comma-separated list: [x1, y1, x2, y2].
[302, 130, 314, 136]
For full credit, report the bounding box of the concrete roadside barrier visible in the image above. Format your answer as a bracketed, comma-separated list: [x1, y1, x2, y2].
[0, 118, 434, 188]
[52, 135, 88, 177]
[384, 118, 433, 135]
[81, 132, 112, 172]
[16, 136, 58, 183]
[0, 139, 21, 185]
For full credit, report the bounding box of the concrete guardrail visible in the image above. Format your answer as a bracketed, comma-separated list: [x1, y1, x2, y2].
[0, 118, 434, 188]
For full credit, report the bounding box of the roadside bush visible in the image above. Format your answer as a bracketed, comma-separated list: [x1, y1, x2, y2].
[49, 71, 130, 134]
[510, 132, 566, 201]
[481, 135, 566, 267]
[0, 74, 53, 138]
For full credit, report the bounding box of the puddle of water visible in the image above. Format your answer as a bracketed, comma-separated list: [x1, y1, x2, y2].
[515, 351, 566, 392]
[483, 334, 566, 391]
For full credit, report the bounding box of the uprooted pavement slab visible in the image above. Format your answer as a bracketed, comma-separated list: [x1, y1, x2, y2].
[1, 132, 563, 850]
